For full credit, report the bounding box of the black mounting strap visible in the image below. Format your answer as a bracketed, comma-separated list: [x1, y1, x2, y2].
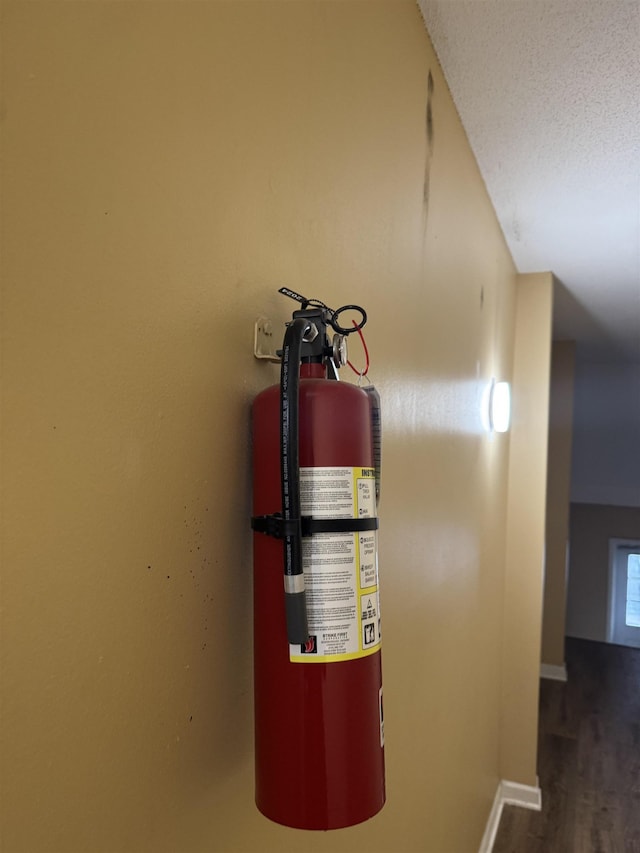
[252, 513, 379, 539]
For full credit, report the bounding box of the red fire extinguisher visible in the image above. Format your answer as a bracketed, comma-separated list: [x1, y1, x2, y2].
[251, 289, 385, 830]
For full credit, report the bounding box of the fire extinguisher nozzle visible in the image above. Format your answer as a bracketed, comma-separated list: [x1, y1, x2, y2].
[285, 590, 309, 646]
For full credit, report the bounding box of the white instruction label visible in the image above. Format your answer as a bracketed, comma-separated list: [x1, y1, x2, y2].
[289, 467, 381, 663]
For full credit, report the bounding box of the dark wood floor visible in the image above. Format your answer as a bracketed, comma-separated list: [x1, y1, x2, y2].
[493, 637, 640, 853]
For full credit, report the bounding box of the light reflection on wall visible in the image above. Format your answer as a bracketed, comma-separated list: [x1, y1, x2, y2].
[380, 376, 497, 437]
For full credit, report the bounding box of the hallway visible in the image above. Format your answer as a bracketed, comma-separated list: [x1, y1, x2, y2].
[494, 638, 640, 852]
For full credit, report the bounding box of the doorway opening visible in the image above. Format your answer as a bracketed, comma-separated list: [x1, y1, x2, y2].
[607, 539, 640, 648]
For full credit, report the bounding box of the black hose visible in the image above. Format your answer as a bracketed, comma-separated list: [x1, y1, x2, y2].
[280, 318, 310, 645]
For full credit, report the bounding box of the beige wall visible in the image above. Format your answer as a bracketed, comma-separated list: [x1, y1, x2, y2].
[566, 504, 640, 641]
[541, 341, 576, 666]
[500, 273, 553, 785]
[1, 3, 549, 851]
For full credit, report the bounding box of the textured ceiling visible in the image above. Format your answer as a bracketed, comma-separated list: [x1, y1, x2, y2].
[418, 0, 640, 363]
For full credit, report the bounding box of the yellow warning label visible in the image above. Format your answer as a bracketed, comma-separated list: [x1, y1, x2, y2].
[290, 467, 382, 663]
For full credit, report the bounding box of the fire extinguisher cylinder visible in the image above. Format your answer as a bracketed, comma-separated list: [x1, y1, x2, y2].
[251, 291, 385, 830]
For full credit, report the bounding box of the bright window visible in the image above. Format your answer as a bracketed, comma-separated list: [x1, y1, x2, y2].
[626, 553, 640, 628]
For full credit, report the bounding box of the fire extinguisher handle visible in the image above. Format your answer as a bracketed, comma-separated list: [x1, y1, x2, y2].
[284, 589, 309, 646]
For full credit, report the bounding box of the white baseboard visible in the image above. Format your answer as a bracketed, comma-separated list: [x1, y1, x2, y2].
[478, 783, 503, 853]
[540, 662, 568, 682]
[500, 779, 542, 810]
[478, 779, 542, 853]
